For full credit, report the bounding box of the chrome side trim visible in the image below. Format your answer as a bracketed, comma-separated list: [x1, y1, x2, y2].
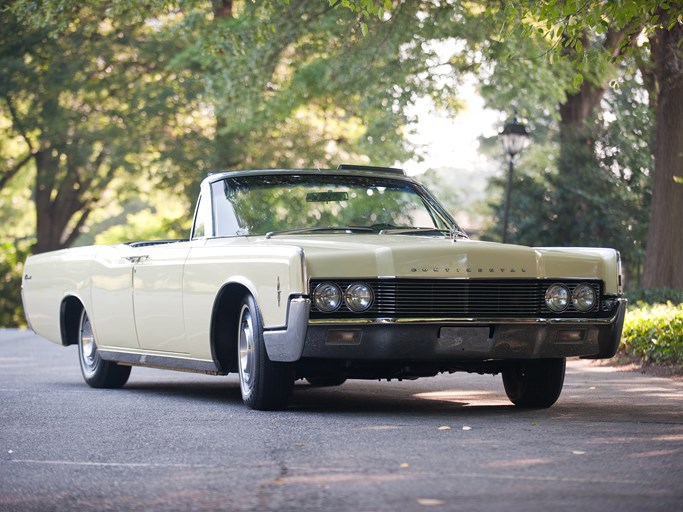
[263, 297, 310, 362]
[299, 248, 308, 289]
[98, 350, 223, 375]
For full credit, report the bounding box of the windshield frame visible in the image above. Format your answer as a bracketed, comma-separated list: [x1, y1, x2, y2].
[200, 170, 465, 239]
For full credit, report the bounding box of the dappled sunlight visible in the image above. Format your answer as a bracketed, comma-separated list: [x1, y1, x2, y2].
[626, 386, 680, 392]
[567, 362, 619, 374]
[563, 360, 683, 403]
[582, 436, 653, 445]
[0, 356, 35, 369]
[276, 472, 406, 486]
[627, 449, 681, 459]
[479, 458, 556, 469]
[653, 434, 683, 442]
[413, 389, 509, 407]
[624, 388, 683, 400]
[356, 425, 403, 431]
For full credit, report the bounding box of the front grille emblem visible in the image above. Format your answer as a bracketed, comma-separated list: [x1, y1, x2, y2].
[410, 267, 527, 274]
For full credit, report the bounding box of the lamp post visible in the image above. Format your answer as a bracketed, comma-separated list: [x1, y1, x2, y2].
[499, 115, 530, 243]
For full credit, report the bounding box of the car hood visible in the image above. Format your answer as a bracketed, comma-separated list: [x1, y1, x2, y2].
[254, 234, 619, 290]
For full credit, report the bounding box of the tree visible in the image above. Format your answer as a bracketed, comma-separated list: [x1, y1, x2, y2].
[454, 0, 678, 289]
[479, 70, 653, 284]
[1, 4, 211, 253]
[9, 0, 679, 287]
[490, 1, 683, 288]
[339, 0, 682, 289]
[448, 3, 643, 252]
[643, 8, 683, 288]
[177, 0, 466, 169]
[4, 0, 473, 253]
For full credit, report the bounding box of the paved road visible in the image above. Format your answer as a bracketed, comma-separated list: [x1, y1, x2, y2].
[1, 329, 682, 512]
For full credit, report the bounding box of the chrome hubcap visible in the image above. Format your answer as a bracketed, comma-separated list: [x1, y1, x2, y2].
[80, 312, 97, 371]
[238, 305, 255, 396]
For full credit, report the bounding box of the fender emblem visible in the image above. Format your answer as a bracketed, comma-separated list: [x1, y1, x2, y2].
[277, 276, 281, 307]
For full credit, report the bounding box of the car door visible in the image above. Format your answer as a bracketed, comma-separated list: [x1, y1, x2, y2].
[90, 244, 141, 350]
[132, 240, 204, 354]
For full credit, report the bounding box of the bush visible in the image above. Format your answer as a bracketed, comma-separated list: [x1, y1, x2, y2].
[621, 302, 683, 365]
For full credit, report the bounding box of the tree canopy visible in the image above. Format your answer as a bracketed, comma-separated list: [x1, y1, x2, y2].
[1, 0, 682, 327]
[2, 0, 473, 252]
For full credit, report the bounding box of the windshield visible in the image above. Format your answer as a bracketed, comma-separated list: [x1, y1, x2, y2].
[210, 174, 459, 237]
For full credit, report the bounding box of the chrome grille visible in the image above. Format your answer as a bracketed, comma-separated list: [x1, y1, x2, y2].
[309, 278, 603, 319]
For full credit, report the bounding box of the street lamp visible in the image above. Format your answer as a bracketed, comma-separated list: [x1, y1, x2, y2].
[499, 115, 530, 243]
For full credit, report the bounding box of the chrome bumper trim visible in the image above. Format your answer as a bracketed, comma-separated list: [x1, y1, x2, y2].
[301, 298, 628, 361]
[263, 297, 310, 362]
[263, 297, 626, 362]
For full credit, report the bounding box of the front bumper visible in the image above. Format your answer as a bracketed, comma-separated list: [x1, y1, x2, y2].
[264, 297, 627, 362]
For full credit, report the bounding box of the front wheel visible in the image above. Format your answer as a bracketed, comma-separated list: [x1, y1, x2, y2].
[237, 295, 294, 410]
[502, 358, 566, 408]
[78, 309, 131, 388]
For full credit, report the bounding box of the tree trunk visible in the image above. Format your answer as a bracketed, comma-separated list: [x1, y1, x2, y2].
[211, 0, 244, 169]
[212, 0, 233, 19]
[558, 81, 606, 129]
[32, 149, 91, 254]
[643, 17, 683, 289]
[550, 80, 606, 246]
[33, 150, 62, 254]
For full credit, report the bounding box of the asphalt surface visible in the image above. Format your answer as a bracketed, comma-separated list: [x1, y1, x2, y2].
[1, 328, 682, 512]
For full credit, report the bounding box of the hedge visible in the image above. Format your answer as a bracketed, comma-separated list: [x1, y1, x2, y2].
[620, 302, 683, 366]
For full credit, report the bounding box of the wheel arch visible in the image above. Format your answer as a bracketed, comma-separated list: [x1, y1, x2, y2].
[60, 296, 85, 347]
[210, 282, 253, 374]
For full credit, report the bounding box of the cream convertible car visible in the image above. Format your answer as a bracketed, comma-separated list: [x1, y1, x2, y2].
[22, 165, 626, 410]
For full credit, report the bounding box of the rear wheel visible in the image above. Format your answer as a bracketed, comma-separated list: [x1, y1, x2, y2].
[237, 295, 294, 410]
[502, 358, 566, 408]
[78, 309, 131, 388]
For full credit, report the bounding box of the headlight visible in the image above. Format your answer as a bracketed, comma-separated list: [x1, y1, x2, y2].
[545, 284, 569, 312]
[344, 282, 374, 312]
[572, 283, 597, 312]
[313, 282, 342, 312]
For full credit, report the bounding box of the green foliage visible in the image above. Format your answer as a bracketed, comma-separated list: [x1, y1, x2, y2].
[172, 0, 466, 170]
[476, 14, 574, 117]
[330, 0, 390, 18]
[94, 208, 189, 245]
[628, 288, 683, 305]
[2, 1, 478, 203]
[2, 0, 677, 318]
[418, 168, 468, 220]
[479, 65, 652, 286]
[1, 2, 212, 251]
[0, 241, 30, 327]
[1, 0, 480, 322]
[621, 302, 683, 366]
[490, 0, 679, 84]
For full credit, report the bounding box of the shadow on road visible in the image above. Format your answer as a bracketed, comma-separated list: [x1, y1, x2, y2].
[113, 377, 534, 417]
[117, 378, 243, 404]
[94, 375, 683, 425]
